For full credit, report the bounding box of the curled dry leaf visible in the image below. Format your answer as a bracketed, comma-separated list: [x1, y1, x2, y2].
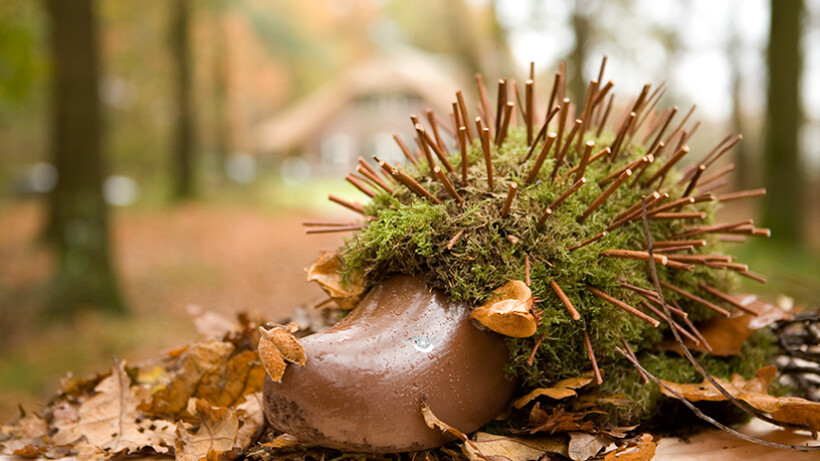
[527, 403, 599, 434]
[175, 399, 239, 461]
[258, 325, 307, 382]
[660, 365, 820, 431]
[261, 433, 304, 450]
[603, 434, 656, 461]
[306, 251, 364, 309]
[470, 281, 537, 338]
[234, 393, 265, 451]
[0, 412, 48, 456]
[513, 375, 596, 409]
[470, 432, 568, 461]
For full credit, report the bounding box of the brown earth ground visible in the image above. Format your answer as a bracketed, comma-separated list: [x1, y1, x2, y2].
[0, 199, 350, 420]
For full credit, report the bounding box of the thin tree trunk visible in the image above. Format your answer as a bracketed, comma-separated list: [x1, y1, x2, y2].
[171, 0, 195, 199]
[44, 0, 126, 315]
[763, 0, 803, 244]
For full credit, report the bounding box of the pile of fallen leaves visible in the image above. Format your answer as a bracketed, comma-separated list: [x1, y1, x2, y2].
[3, 304, 820, 461]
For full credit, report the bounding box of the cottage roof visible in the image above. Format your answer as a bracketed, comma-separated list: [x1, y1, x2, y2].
[254, 51, 466, 154]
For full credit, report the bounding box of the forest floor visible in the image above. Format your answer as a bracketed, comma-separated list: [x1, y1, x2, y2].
[1, 190, 819, 422]
[0, 198, 350, 421]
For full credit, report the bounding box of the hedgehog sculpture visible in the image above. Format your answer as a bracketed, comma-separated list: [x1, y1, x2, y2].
[260, 58, 783, 453]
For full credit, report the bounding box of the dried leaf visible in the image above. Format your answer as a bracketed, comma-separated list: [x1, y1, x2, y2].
[527, 403, 599, 434]
[470, 281, 537, 338]
[0, 412, 48, 455]
[187, 305, 237, 338]
[306, 251, 364, 309]
[258, 325, 306, 382]
[420, 401, 469, 442]
[603, 434, 655, 461]
[175, 399, 239, 461]
[261, 434, 304, 450]
[141, 339, 262, 418]
[234, 393, 265, 450]
[513, 375, 595, 409]
[52, 361, 156, 455]
[471, 432, 568, 461]
[660, 366, 820, 431]
[661, 296, 790, 356]
[568, 432, 609, 461]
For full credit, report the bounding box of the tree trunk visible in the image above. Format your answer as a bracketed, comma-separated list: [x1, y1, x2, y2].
[171, 0, 195, 199]
[763, 0, 803, 244]
[44, 0, 126, 315]
[568, 1, 590, 106]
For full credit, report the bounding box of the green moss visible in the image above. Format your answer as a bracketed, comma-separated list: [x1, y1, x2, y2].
[335, 125, 769, 426]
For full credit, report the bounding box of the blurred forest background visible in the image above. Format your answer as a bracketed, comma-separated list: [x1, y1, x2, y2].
[1, 0, 819, 419]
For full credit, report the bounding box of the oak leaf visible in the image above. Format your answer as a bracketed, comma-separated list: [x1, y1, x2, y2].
[51, 361, 157, 455]
[660, 366, 820, 431]
[234, 393, 265, 450]
[175, 399, 239, 461]
[470, 281, 537, 338]
[513, 375, 595, 409]
[306, 251, 364, 309]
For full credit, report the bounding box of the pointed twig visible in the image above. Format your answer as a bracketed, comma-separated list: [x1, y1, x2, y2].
[647, 106, 677, 153]
[698, 163, 735, 186]
[548, 176, 587, 211]
[664, 104, 696, 146]
[551, 119, 583, 181]
[578, 169, 632, 222]
[621, 338, 649, 383]
[476, 74, 494, 134]
[480, 126, 493, 190]
[583, 330, 604, 385]
[525, 133, 558, 184]
[458, 127, 469, 183]
[577, 80, 599, 154]
[413, 121, 436, 170]
[536, 207, 552, 230]
[574, 141, 595, 183]
[500, 183, 518, 218]
[305, 225, 364, 234]
[446, 229, 465, 250]
[425, 110, 448, 154]
[525, 79, 535, 145]
[643, 145, 689, 186]
[567, 230, 607, 251]
[639, 300, 700, 344]
[704, 134, 742, 168]
[432, 166, 463, 204]
[609, 111, 636, 160]
[525, 254, 531, 286]
[587, 286, 660, 327]
[607, 192, 668, 230]
[328, 194, 365, 215]
[495, 79, 507, 137]
[547, 72, 562, 121]
[551, 280, 580, 320]
[648, 239, 707, 249]
[715, 188, 767, 202]
[697, 281, 759, 315]
[649, 211, 706, 220]
[526, 333, 547, 367]
[356, 165, 394, 194]
[523, 105, 560, 162]
[346, 174, 375, 198]
[659, 280, 730, 317]
[600, 154, 653, 186]
[456, 90, 474, 142]
[393, 134, 419, 166]
[391, 167, 442, 204]
[497, 101, 515, 145]
[672, 219, 753, 239]
[555, 98, 570, 157]
[600, 248, 668, 266]
[417, 124, 455, 172]
[595, 93, 614, 137]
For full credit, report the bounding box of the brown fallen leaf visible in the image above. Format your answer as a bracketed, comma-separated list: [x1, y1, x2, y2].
[603, 433, 655, 461]
[470, 281, 537, 338]
[141, 339, 263, 418]
[187, 305, 237, 338]
[660, 296, 790, 356]
[513, 375, 595, 409]
[175, 399, 239, 461]
[568, 432, 609, 461]
[471, 432, 568, 461]
[0, 411, 48, 455]
[261, 433, 304, 450]
[258, 324, 307, 382]
[234, 393, 265, 450]
[306, 251, 364, 309]
[660, 365, 820, 431]
[527, 403, 599, 434]
[52, 361, 156, 455]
